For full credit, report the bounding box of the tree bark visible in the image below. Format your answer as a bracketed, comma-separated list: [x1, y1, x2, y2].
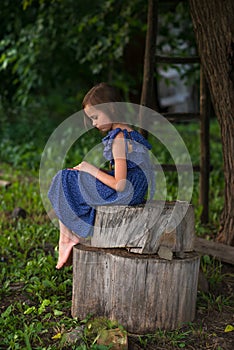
[189, 0, 234, 245]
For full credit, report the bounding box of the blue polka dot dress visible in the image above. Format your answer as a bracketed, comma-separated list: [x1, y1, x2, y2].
[48, 128, 154, 238]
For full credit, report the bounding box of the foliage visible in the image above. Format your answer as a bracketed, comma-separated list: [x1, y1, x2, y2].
[157, 1, 199, 86]
[0, 0, 148, 108]
[200, 255, 223, 288]
[138, 328, 193, 349]
[0, 0, 92, 107]
[0, 0, 197, 109]
[158, 1, 196, 55]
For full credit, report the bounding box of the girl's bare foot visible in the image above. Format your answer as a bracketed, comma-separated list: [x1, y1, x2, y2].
[56, 239, 79, 269]
[56, 222, 79, 269]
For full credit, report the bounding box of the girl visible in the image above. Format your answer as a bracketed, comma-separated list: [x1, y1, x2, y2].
[48, 82, 154, 269]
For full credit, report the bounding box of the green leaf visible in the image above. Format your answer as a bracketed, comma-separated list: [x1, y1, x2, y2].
[224, 325, 234, 333]
[38, 299, 50, 315]
[24, 306, 36, 315]
[1, 305, 13, 318]
[53, 309, 64, 316]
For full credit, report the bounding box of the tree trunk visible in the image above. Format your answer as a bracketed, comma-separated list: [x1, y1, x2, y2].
[189, 0, 234, 245]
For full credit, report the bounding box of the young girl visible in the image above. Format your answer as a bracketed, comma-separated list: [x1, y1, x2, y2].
[48, 82, 154, 269]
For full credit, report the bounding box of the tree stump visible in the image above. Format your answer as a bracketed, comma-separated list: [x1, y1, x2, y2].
[72, 245, 200, 333]
[90, 201, 194, 254]
[72, 201, 200, 333]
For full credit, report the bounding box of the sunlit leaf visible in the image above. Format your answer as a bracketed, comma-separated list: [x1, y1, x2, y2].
[52, 332, 62, 340]
[53, 309, 64, 316]
[224, 325, 234, 333]
[24, 306, 36, 315]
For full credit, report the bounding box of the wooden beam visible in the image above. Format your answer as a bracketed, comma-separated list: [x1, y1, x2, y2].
[162, 112, 200, 121]
[156, 55, 200, 64]
[139, 0, 158, 138]
[194, 237, 234, 265]
[140, 0, 158, 109]
[152, 164, 201, 172]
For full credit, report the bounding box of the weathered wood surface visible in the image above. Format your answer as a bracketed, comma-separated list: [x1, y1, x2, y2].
[90, 201, 194, 254]
[72, 245, 200, 333]
[194, 237, 234, 265]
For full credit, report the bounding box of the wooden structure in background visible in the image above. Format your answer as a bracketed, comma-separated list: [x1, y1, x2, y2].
[140, 0, 212, 224]
[194, 237, 234, 265]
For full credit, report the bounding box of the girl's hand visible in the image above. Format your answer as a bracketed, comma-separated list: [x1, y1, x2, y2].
[71, 161, 98, 175]
[67, 131, 127, 192]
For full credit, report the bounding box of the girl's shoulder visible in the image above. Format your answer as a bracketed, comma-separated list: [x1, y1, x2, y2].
[102, 127, 152, 150]
[102, 128, 123, 143]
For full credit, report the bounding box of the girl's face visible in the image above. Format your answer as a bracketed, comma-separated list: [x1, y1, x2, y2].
[84, 105, 113, 132]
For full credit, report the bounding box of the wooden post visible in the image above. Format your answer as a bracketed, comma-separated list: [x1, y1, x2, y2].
[139, 0, 158, 138]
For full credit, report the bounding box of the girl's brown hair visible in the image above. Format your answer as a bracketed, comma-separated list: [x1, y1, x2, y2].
[82, 82, 124, 126]
[82, 82, 122, 108]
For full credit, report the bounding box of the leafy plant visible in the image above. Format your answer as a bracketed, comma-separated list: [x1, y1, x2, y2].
[138, 328, 192, 349]
[197, 292, 232, 313]
[200, 255, 223, 288]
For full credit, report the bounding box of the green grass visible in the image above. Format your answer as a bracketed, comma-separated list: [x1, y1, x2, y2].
[0, 108, 229, 349]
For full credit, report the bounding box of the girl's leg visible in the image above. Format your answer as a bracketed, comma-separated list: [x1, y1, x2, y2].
[56, 220, 79, 269]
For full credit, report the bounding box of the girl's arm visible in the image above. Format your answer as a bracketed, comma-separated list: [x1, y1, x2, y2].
[72, 132, 127, 192]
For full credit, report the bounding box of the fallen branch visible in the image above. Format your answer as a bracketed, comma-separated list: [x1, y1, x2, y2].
[194, 236, 234, 265]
